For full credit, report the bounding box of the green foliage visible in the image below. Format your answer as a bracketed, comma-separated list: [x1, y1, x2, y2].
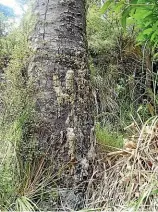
[2, 11, 35, 121]
[87, 2, 149, 131]
[87, 4, 120, 54]
[96, 124, 123, 150]
[101, 0, 158, 48]
[87, 4, 121, 124]
[0, 10, 37, 210]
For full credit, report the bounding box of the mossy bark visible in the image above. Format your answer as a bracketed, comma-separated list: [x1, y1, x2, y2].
[28, 0, 95, 209]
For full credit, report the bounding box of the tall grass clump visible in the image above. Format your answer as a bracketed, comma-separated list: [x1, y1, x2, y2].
[0, 10, 40, 210]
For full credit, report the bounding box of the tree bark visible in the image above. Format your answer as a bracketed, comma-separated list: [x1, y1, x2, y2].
[28, 0, 95, 209]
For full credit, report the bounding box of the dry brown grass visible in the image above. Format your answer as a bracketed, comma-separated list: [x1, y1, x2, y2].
[85, 117, 158, 211]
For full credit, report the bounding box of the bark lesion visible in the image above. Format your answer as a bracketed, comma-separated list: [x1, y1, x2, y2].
[53, 73, 69, 105]
[65, 69, 74, 91]
[67, 127, 76, 160]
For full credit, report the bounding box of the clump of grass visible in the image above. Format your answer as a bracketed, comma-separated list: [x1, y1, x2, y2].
[15, 196, 39, 212]
[85, 117, 158, 211]
[0, 9, 39, 211]
[96, 123, 124, 151]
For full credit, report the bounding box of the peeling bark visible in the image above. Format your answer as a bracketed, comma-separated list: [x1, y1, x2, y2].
[28, 0, 95, 209]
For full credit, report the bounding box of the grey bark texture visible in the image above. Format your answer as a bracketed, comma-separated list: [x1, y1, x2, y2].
[28, 0, 95, 209]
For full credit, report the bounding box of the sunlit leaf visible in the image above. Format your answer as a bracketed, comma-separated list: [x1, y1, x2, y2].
[151, 32, 157, 41]
[143, 28, 153, 35]
[100, 0, 112, 14]
[121, 6, 132, 28]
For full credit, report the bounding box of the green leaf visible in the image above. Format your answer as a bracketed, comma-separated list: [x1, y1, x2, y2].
[152, 21, 158, 30]
[132, 8, 149, 20]
[143, 10, 153, 19]
[151, 189, 158, 195]
[143, 28, 153, 35]
[100, 0, 112, 14]
[151, 32, 157, 41]
[115, 0, 125, 13]
[136, 33, 145, 42]
[145, 20, 153, 27]
[121, 6, 132, 28]
[130, 0, 138, 3]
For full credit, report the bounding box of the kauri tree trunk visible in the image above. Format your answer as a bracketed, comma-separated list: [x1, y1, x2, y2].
[28, 0, 95, 209]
